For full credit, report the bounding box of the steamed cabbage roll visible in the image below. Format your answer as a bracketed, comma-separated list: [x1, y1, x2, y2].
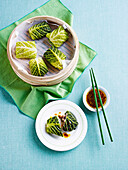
[46, 26, 69, 47]
[28, 21, 52, 40]
[16, 41, 37, 59]
[29, 57, 48, 76]
[61, 111, 78, 131]
[44, 46, 66, 70]
[46, 116, 63, 137]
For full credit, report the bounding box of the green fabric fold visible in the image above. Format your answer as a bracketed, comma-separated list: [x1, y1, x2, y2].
[0, 0, 96, 119]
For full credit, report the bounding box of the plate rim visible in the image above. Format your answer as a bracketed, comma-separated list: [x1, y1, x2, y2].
[35, 100, 88, 151]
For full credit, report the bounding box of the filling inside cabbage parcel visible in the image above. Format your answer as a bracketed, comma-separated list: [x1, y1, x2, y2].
[59, 111, 78, 132]
[46, 111, 78, 137]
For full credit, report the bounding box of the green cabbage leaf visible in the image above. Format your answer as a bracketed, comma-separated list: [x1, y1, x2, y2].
[28, 21, 52, 40]
[62, 111, 78, 131]
[29, 57, 48, 76]
[44, 46, 66, 70]
[16, 41, 37, 59]
[46, 116, 63, 137]
[46, 26, 69, 47]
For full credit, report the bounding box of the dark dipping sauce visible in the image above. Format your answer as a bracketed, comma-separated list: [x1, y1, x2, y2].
[63, 132, 70, 138]
[86, 89, 107, 108]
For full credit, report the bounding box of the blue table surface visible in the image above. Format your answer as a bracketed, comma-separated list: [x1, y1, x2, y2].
[0, 0, 128, 169]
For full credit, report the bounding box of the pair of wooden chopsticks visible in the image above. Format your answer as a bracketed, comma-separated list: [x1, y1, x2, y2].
[89, 68, 113, 145]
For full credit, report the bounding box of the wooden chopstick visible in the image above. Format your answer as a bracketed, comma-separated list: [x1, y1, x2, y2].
[89, 69, 105, 145]
[91, 68, 113, 142]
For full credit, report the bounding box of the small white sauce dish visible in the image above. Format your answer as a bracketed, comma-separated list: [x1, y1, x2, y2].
[83, 86, 110, 112]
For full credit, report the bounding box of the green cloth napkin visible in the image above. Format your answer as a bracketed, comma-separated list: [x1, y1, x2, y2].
[0, 0, 96, 119]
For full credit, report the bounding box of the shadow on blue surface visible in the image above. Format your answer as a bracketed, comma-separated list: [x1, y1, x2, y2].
[79, 96, 101, 150]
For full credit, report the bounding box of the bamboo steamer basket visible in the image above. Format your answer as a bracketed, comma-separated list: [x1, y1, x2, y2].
[7, 16, 79, 86]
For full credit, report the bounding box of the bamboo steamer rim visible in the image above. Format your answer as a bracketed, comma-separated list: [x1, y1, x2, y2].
[7, 16, 79, 85]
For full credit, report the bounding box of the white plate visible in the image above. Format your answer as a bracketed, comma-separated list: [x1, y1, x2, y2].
[35, 100, 88, 151]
